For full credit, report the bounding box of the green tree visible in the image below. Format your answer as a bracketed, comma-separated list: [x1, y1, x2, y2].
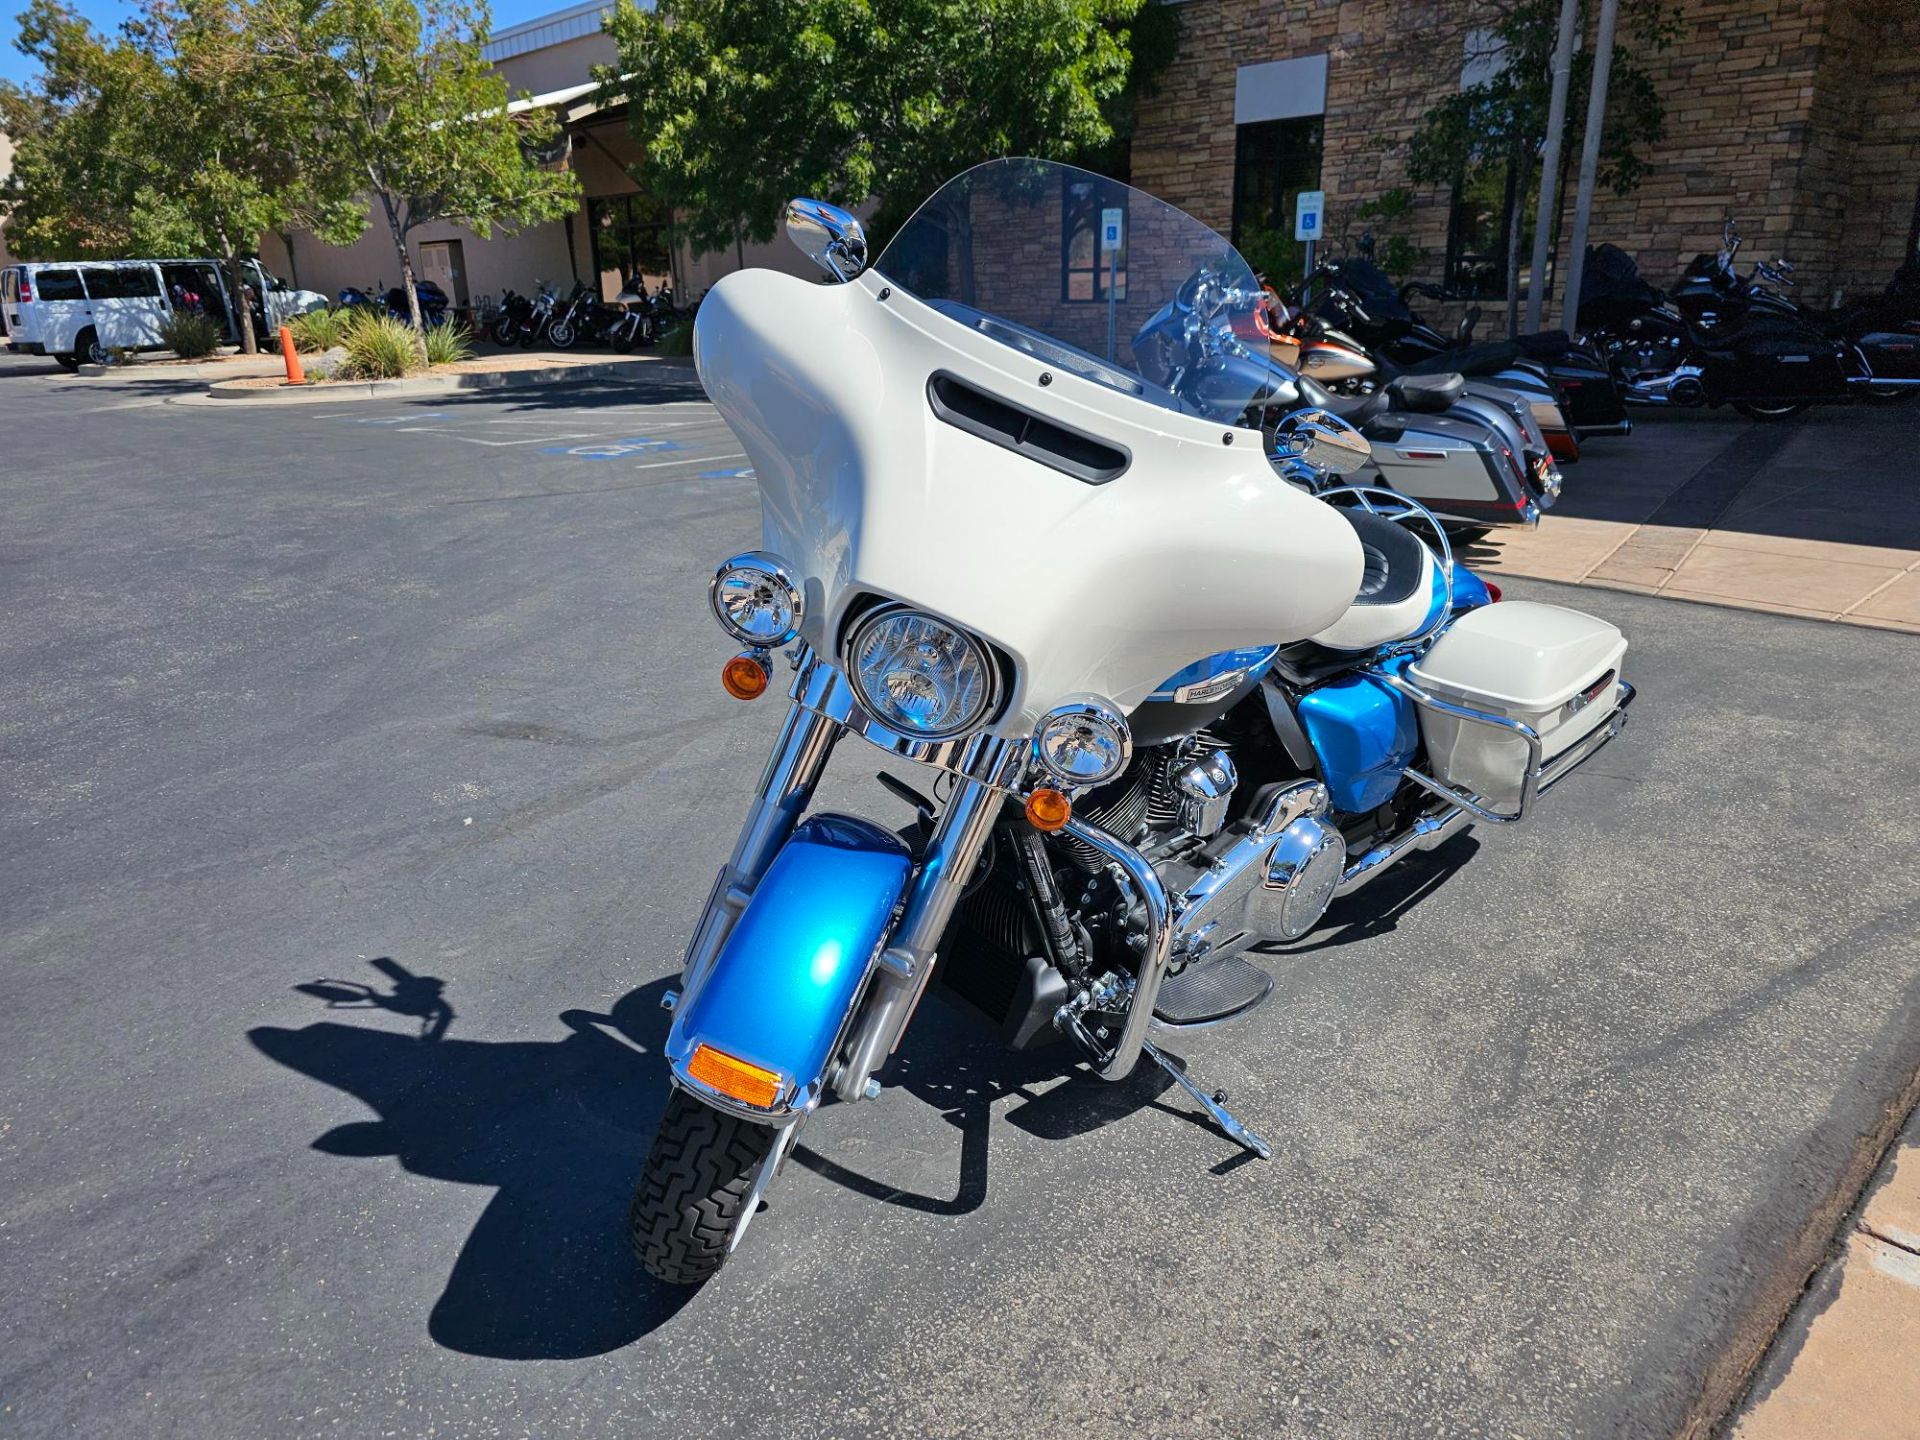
[0, 0, 362, 353]
[305, 0, 581, 336]
[601, 0, 1163, 256]
[1404, 0, 1681, 333]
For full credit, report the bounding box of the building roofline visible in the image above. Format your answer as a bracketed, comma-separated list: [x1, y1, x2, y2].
[484, 0, 649, 61]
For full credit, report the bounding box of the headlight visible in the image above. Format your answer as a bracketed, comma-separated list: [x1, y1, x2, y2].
[1034, 697, 1132, 787]
[846, 606, 997, 739]
[709, 551, 803, 647]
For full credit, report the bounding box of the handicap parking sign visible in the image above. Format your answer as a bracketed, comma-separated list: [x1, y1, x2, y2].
[1294, 190, 1325, 242]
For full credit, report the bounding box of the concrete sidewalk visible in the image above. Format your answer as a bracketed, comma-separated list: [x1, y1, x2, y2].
[1733, 1109, 1920, 1439]
[1470, 405, 1920, 634]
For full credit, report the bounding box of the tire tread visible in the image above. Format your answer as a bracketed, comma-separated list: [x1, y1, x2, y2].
[628, 1090, 773, 1285]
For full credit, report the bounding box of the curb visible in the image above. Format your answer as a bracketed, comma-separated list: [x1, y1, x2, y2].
[78, 357, 290, 380]
[201, 354, 696, 404]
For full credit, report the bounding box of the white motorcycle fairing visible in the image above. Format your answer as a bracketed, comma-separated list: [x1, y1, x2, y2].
[694, 266, 1365, 731]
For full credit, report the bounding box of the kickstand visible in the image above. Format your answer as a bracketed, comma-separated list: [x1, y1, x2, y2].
[1141, 1039, 1274, 1160]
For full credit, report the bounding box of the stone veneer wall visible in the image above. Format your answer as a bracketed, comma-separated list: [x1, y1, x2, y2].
[1132, 0, 1920, 317]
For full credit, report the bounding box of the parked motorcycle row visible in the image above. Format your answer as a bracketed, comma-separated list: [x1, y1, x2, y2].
[1577, 220, 1920, 419]
[1213, 217, 1920, 535]
[486, 276, 691, 351]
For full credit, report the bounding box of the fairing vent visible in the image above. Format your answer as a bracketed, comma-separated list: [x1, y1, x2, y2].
[927, 372, 1130, 485]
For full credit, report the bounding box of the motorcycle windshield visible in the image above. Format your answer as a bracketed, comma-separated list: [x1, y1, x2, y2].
[873, 157, 1265, 421]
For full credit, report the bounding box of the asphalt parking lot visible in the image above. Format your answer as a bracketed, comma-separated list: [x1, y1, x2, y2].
[4, 352, 1920, 1439]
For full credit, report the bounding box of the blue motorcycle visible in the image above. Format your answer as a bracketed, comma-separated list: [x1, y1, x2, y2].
[630, 159, 1637, 1284]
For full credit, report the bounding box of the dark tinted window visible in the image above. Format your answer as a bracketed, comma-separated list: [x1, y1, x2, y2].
[1231, 116, 1324, 279]
[80, 266, 160, 299]
[34, 269, 84, 301]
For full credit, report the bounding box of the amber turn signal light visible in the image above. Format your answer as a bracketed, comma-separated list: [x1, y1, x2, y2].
[687, 1042, 784, 1108]
[721, 652, 771, 700]
[1025, 787, 1072, 832]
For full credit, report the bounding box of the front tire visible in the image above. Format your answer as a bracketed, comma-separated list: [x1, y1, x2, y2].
[548, 320, 577, 349]
[628, 1089, 777, 1285]
[76, 327, 109, 367]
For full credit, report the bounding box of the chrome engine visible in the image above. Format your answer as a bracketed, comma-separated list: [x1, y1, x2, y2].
[1070, 739, 1348, 967]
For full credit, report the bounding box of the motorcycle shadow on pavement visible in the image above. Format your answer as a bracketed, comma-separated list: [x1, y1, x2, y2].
[248, 959, 1200, 1360]
[246, 841, 1475, 1361]
[249, 964, 693, 1361]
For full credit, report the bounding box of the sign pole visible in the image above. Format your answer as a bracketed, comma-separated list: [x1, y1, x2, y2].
[1101, 205, 1124, 362]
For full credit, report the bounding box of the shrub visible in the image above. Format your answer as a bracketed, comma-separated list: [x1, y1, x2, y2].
[657, 322, 694, 357]
[159, 310, 223, 359]
[287, 306, 351, 354]
[338, 310, 425, 379]
[423, 320, 474, 366]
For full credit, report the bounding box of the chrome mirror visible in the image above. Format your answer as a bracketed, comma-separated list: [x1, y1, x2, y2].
[1273, 408, 1372, 480]
[784, 198, 868, 283]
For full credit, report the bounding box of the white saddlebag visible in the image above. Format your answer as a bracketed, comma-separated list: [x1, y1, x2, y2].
[1407, 601, 1628, 810]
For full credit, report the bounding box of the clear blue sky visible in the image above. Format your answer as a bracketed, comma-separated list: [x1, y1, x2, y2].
[0, 0, 569, 85]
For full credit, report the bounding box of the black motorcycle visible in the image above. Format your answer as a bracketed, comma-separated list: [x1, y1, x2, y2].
[488, 288, 528, 345]
[546, 282, 624, 350]
[1577, 223, 1901, 419]
[1302, 257, 1630, 436]
[607, 280, 680, 353]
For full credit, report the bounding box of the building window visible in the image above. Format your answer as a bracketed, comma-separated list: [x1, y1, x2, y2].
[1444, 156, 1533, 300]
[589, 193, 672, 296]
[1062, 179, 1126, 302]
[1231, 117, 1324, 277]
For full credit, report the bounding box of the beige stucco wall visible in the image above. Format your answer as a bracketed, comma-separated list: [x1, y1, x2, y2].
[261, 206, 580, 311]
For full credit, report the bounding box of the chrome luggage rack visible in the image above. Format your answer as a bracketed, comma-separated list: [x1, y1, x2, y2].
[1367, 669, 1637, 825]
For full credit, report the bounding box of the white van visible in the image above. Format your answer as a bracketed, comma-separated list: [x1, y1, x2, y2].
[1, 258, 327, 368]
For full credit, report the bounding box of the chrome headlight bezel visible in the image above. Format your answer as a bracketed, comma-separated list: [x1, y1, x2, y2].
[1033, 696, 1133, 789]
[843, 604, 1001, 742]
[709, 551, 804, 648]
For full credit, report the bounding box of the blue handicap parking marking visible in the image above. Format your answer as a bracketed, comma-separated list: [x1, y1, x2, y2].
[698, 466, 756, 478]
[544, 435, 685, 460]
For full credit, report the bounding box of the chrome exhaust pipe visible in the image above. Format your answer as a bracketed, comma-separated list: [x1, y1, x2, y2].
[1623, 364, 1706, 407]
[1335, 803, 1471, 896]
[1847, 374, 1920, 388]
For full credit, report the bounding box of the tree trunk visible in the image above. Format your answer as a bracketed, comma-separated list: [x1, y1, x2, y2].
[1503, 143, 1527, 339]
[280, 230, 301, 291]
[375, 190, 429, 357]
[223, 247, 259, 356]
[397, 247, 425, 337]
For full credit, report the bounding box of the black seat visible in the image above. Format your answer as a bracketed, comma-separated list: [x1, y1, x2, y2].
[1402, 340, 1522, 378]
[1383, 372, 1465, 413]
[1514, 329, 1573, 359]
[1340, 508, 1426, 605]
[1295, 373, 1390, 426]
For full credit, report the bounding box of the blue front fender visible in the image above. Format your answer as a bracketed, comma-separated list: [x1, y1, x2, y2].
[666, 812, 912, 1122]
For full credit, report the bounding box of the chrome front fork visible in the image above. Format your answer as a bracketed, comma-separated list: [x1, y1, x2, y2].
[831, 770, 1006, 1101]
[678, 701, 842, 1000]
[677, 681, 1020, 1105]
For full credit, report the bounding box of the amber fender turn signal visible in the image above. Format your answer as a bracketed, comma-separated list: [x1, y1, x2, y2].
[1025, 787, 1072, 832]
[686, 1042, 785, 1108]
[721, 651, 772, 700]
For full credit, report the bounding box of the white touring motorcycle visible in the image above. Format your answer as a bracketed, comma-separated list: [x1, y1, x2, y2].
[630, 159, 1635, 1284]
